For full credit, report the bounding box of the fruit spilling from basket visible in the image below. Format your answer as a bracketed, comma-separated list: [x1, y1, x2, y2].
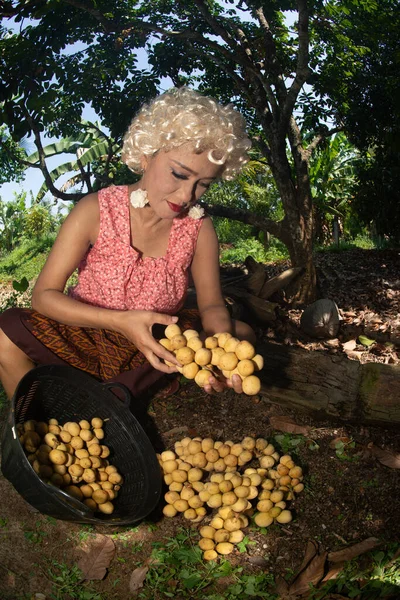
[161, 325, 263, 395]
[158, 435, 305, 560]
[17, 417, 123, 514]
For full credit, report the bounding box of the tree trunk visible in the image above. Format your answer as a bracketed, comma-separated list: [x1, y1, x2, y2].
[257, 341, 400, 428]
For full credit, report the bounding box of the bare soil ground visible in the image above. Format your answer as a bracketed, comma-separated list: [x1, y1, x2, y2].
[0, 248, 399, 600]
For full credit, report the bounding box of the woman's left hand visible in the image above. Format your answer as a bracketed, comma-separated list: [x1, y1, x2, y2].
[203, 373, 243, 395]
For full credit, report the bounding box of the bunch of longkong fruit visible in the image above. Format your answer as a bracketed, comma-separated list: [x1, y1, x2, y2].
[158, 435, 304, 561]
[17, 417, 122, 514]
[161, 325, 263, 396]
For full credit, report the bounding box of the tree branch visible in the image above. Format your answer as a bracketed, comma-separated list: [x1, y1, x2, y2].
[278, 0, 311, 136]
[188, 0, 239, 52]
[200, 201, 284, 240]
[61, 0, 115, 32]
[306, 126, 344, 155]
[254, 5, 288, 106]
[24, 111, 83, 202]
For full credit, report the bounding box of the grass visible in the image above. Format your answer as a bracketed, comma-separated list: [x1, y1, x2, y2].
[0, 234, 56, 282]
[307, 544, 400, 599]
[316, 233, 394, 253]
[134, 527, 278, 600]
[46, 560, 103, 600]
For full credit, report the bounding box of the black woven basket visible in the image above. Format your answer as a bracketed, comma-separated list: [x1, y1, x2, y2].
[1, 365, 162, 525]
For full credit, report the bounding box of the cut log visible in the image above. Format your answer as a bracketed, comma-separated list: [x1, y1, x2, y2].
[259, 266, 304, 300]
[244, 256, 266, 296]
[221, 285, 278, 323]
[257, 341, 400, 428]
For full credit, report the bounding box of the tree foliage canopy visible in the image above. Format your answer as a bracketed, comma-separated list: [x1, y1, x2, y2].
[1, 0, 398, 298]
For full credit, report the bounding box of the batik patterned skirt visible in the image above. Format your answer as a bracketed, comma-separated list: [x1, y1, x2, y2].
[0, 307, 200, 398]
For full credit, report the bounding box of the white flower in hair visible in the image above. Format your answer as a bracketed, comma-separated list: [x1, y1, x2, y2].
[130, 188, 149, 208]
[188, 205, 205, 220]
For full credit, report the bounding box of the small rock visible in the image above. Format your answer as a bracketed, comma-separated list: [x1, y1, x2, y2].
[300, 299, 340, 339]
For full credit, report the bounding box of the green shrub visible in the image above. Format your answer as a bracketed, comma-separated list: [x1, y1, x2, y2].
[213, 217, 255, 244]
[220, 238, 288, 264]
[0, 234, 56, 281]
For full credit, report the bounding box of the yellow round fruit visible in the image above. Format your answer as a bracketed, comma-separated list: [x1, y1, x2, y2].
[183, 329, 199, 340]
[235, 340, 256, 360]
[48, 449, 67, 465]
[194, 369, 212, 387]
[242, 375, 261, 396]
[229, 530, 245, 544]
[276, 510, 293, 524]
[204, 336, 218, 349]
[199, 537, 215, 551]
[254, 512, 274, 527]
[98, 501, 114, 514]
[237, 359, 255, 377]
[92, 489, 110, 505]
[170, 334, 187, 350]
[214, 529, 230, 543]
[211, 347, 225, 365]
[163, 504, 177, 517]
[187, 337, 203, 351]
[217, 332, 232, 348]
[203, 549, 218, 561]
[224, 337, 240, 353]
[159, 338, 172, 350]
[252, 354, 264, 371]
[182, 362, 200, 379]
[194, 348, 212, 366]
[215, 542, 234, 555]
[218, 352, 238, 371]
[199, 525, 216, 540]
[165, 324, 182, 339]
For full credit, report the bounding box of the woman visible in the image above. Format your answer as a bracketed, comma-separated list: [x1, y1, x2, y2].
[0, 87, 255, 400]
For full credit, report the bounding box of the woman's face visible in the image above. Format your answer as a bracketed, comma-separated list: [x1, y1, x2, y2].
[140, 145, 223, 218]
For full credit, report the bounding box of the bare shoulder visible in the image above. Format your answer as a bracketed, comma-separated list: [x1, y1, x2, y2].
[198, 215, 217, 241]
[63, 192, 100, 244]
[68, 192, 100, 217]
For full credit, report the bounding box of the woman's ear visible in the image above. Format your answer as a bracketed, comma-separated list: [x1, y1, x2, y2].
[140, 155, 149, 172]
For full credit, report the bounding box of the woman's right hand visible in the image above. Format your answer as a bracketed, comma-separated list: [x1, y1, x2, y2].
[113, 310, 181, 373]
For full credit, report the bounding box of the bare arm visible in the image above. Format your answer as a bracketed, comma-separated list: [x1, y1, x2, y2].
[31, 194, 179, 372]
[190, 217, 233, 335]
[191, 217, 244, 393]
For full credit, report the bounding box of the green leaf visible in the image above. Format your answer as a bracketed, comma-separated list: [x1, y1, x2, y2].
[358, 335, 376, 347]
[12, 277, 29, 292]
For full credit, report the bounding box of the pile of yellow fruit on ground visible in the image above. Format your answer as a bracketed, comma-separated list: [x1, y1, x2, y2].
[161, 325, 263, 395]
[158, 435, 304, 560]
[18, 417, 122, 514]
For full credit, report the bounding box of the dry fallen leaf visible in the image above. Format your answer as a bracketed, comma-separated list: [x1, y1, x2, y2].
[269, 416, 311, 435]
[342, 339, 357, 352]
[328, 537, 380, 564]
[164, 425, 189, 437]
[321, 561, 346, 582]
[274, 573, 290, 597]
[366, 444, 400, 469]
[288, 547, 328, 596]
[129, 566, 149, 594]
[77, 534, 116, 581]
[345, 350, 365, 361]
[296, 540, 319, 574]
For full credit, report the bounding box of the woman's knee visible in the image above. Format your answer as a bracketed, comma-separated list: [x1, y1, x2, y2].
[0, 328, 29, 366]
[232, 320, 257, 344]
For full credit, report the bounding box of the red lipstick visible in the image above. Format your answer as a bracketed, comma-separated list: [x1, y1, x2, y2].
[167, 201, 183, 213]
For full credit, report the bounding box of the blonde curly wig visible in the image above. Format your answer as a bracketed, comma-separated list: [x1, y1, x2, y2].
[121, 87, 251, 180]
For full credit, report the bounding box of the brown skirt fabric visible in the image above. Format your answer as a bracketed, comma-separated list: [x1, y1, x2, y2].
[0, 307, 201, 398]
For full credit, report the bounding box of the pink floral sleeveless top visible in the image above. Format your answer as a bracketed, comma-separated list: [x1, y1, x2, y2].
[69, 185, 203, 314]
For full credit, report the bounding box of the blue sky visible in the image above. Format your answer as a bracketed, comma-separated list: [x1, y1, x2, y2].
[0, 103, 101, 204]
